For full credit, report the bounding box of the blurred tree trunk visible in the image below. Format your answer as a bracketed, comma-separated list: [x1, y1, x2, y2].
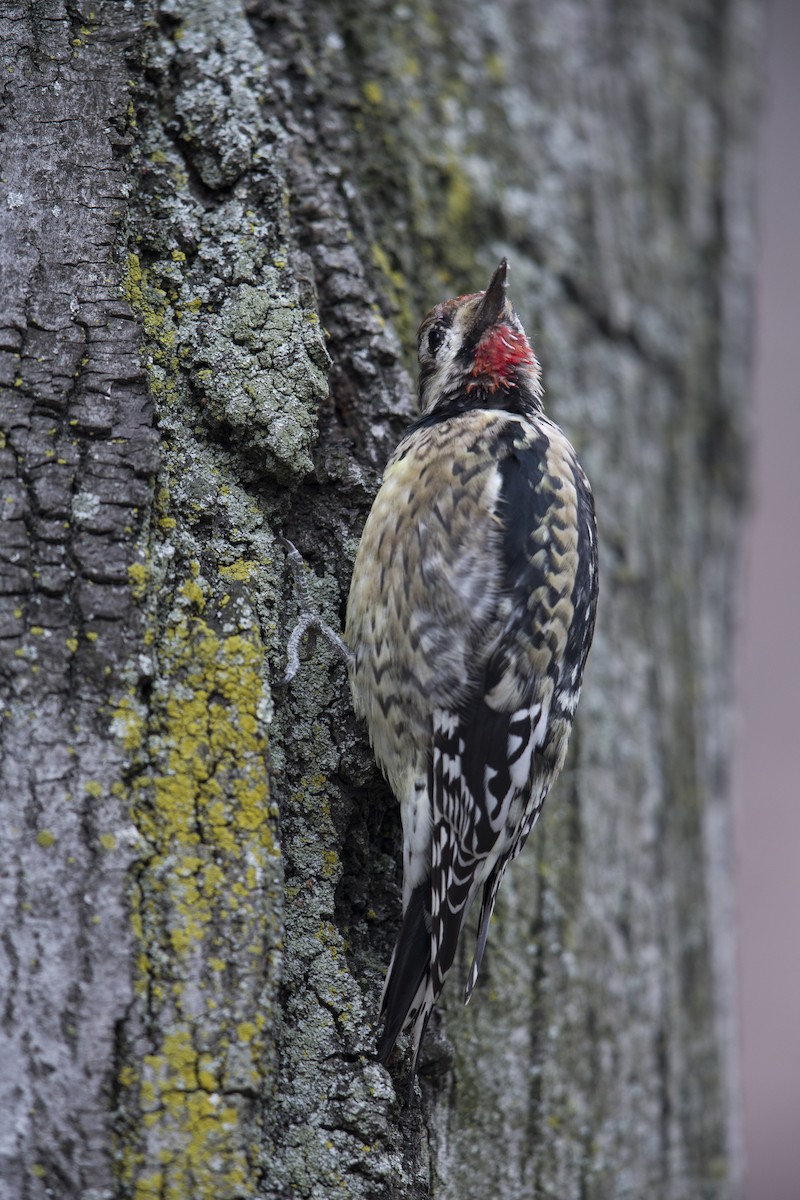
[0, 1, 761, 1197]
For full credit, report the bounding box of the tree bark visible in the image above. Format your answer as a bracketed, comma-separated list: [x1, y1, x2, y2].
[0, 1, 761, 1198]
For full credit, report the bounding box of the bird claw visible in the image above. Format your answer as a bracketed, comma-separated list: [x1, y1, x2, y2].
[279, 536, 352, 685]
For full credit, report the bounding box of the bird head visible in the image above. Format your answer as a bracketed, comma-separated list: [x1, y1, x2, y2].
[416, 259, 542, 416]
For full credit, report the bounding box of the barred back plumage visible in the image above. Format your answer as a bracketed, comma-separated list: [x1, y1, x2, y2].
[344, 260, 598, 1083]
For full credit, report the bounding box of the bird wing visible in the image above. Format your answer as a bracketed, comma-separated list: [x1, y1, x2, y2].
[429, 417, 598, 1000]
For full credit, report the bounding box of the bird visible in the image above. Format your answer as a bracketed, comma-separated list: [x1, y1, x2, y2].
[343, 258, 599, 1082]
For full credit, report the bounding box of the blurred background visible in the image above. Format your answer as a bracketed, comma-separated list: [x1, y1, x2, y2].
[733, 0, 800, 1197]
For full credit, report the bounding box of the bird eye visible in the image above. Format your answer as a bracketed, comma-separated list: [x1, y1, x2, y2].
[427, 325, 446, 355]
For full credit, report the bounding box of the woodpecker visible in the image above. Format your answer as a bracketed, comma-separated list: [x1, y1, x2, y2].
[344, 259, 598, 1080]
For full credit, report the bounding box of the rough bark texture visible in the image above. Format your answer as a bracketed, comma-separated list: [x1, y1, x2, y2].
[0, 1, 761, 1198]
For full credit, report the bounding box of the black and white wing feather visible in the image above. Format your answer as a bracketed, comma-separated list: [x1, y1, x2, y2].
[428, 419, 598, 1011]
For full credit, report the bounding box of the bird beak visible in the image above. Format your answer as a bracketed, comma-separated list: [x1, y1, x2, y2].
[469, 258, 509, 340]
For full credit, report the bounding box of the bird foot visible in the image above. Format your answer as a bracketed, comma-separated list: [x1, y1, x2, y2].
[279, 536, 352, 684]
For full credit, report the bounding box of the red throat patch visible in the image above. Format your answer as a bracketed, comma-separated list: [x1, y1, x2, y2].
[470, 324, 536, 391]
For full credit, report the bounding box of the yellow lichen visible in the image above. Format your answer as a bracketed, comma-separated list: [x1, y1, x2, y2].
[128, 561, 148, 601]
[116, 585, 275, 1198]
[219, 559, 257, 582]
[362, 80, 384, 105]
[445, 163, 472, 230]
[370, 240, 414, 349]
[180, 578, 206, 610]
[114, 694, 144, 752]
[322, 848, 340, 879]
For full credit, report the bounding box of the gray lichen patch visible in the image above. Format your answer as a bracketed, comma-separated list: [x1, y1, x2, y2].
[157, 0, 275, 191]
[191, 281, 328, 484]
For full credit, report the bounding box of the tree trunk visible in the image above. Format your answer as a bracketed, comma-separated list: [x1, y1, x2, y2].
[0, 1, 761, 1197]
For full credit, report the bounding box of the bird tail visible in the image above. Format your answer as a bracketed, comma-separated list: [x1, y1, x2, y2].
[377, 884, 433, 1074]
[464, 863, 503, 1004]
[464, 812, 542, 1003]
